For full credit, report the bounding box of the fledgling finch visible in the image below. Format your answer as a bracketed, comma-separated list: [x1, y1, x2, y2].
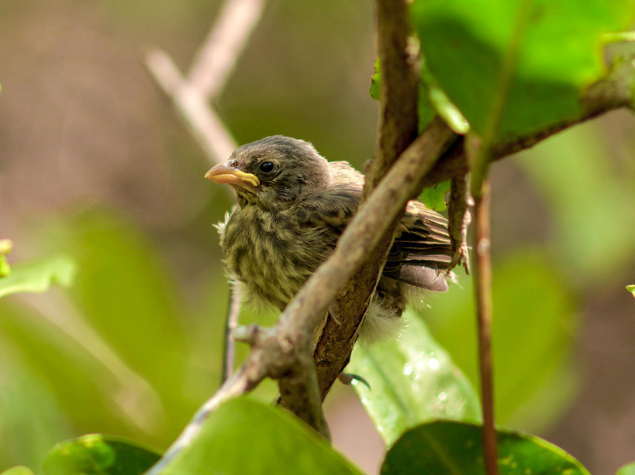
[206, 136, 454, 343]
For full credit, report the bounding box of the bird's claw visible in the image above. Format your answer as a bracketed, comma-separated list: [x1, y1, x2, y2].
[338, 373, 371, 390]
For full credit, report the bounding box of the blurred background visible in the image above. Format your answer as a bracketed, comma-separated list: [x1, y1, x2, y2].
[1, 1, 634, 474]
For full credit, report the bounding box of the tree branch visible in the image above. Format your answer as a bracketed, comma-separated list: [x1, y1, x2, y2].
[312, 0, 428, 401]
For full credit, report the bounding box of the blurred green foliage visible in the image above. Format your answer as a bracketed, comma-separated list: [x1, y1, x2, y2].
[424, 249, 578, 433]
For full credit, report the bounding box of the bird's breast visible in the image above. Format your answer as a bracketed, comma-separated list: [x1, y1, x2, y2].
[220, 206, 335, 309]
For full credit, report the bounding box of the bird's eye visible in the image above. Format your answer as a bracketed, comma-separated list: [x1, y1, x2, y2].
[259, 161, 275, 173]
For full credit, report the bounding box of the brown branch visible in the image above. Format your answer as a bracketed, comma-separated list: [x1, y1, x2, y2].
[363, 0, 419, 197]
[312, 0, 428, 401]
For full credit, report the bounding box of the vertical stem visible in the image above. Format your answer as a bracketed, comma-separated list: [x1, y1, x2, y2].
[221, 285, 242, 385]
[473, 179, 498, 475]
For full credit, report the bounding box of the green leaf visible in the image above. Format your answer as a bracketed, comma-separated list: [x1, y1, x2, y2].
[626, 285, 635, 297]
[154, 398, 363, 475]
[411, 0, 635, 140]
[369, 58, 437, 132]
[617, 462, 635, 475]
[0, 239, 13, 277]
[347, 311, 481, 446]
[381, 421, 590, 475]
[1, 467, 35, 475]
[424, 249, 578, 432]
[420, 179, 452, 211]
[44, 434, 161, 475]
[370, 58, 381, 100]
[0, 257, 75, 299]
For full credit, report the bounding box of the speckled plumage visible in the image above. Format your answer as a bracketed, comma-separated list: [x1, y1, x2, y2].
[211, 136, 454, 343]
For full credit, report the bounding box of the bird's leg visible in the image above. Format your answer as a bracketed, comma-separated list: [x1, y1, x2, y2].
[448, 173, 473, 274]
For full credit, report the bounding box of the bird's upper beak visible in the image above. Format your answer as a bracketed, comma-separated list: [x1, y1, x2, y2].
[205, 161, 260, 192]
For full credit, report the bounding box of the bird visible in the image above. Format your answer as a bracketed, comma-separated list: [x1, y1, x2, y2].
[205, 135, 454, 344]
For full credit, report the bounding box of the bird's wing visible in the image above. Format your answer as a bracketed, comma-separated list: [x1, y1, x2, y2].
[384, 200, 453, 291]
[300, 161, 453, 292]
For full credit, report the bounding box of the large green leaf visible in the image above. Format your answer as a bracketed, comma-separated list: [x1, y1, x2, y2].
[381, 421, 590, 475]
[0, 257, 75, 299]
[44, 435, 160, 475]
[152, 397, 363, 475]
[411, 0, 635, 140]
[347, 311, 481, 446]
[0, 210, 213, 450]
[424, 248, 578, 432]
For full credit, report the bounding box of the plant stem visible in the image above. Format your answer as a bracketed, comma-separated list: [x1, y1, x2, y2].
[473, 178, 497, 475]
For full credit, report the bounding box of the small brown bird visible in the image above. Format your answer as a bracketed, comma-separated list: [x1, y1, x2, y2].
[206, 136, 453, 343]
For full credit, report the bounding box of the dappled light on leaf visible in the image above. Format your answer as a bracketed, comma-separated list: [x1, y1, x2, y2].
[348, 311, 480, 445]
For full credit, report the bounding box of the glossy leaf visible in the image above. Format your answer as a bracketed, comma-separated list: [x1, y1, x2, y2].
[381, 421, 590, 475]
[0, 257, 75, 299]
[1, 467, 35, 475]
[44, 434, 160, 475]
[412, 0, 635, 140]
[627, 285, 635, 298]
[424, 249, 578, 432]
[420, 180, 451, 211]
[347, 311, 481, 446]
[154, 397, 363, 475]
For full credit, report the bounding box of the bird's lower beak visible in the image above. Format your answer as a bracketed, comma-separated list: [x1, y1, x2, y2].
[205, 162, 260, 192]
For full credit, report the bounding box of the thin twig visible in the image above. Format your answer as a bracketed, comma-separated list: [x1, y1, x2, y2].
[187, 0, 266, 99]
[221, 285, 242, 384]
[145, 49, 237, 165]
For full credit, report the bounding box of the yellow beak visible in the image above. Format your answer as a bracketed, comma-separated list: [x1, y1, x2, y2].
[205, 162, 260, 190]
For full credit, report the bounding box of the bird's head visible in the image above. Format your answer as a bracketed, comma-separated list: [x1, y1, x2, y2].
[205, 136, 331, 210]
